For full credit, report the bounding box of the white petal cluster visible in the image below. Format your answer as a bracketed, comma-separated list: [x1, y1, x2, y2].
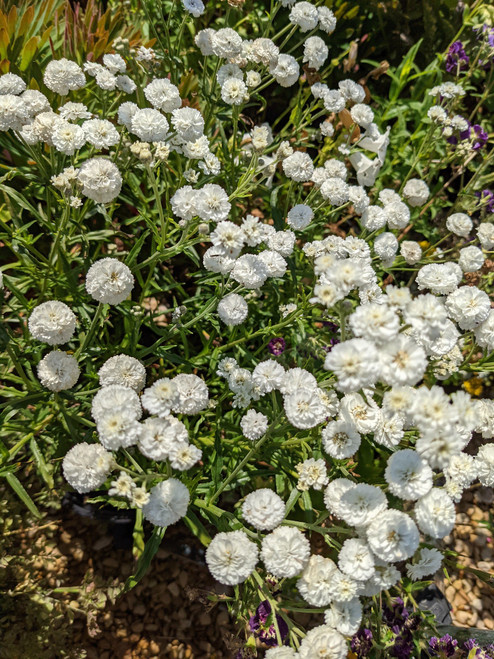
[261, 526, 310, 578]
[142, 478, 190, 526]
[29, 301, 76, 345]
[242, 488, 286, 530]
[205, 530, 258, 585]
[98, 355, 146, 391]
[38, 350, 80, 391]
[62, 442, 113, 493]
[85, 258, 134, 305]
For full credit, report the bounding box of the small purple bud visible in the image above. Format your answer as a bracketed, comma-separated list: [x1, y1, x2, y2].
[268, 337, 286, 356]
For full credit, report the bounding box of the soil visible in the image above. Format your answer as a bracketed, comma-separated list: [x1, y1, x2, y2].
[1, 485, 493, 659]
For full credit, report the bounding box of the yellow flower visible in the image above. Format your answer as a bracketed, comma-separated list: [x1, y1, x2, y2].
[462, 377, 483, 397]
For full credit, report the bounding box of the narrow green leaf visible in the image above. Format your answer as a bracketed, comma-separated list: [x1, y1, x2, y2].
[5, 472, 41, 518]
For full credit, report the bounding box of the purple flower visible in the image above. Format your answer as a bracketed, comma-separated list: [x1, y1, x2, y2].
[429, 634, 458, 657]
[472, 124, 488, 151]
[268, 337, 286, 356]
[248, 600, 288, 647]
[445, 40, 469, 74]
[351, 629, 373, 658]
[475, 189, 494, 214]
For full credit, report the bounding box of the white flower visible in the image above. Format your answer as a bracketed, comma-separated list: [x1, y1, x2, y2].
[246, 70, 261, 88]
[284, 388, 327, 429]
[400, 240, 422, 264]
[320, 178, 349, 206]
[269, 54, 300, 88]
[0, 73, 26, 95]
[324, 338, 380, 392]
[414, 488, 455, 538]
[298, 554, 338, 606]
[211, 28, 243, 59]
[103, 53, 126, 73]
[240, 409, 268, 440]
[416, 262, 462, 294]
[385, 449, 433, 500]
[261, 526, 310, 578]
[366, 510, 419, 562]
[0, 94, 30, 131]
[287, 204, 313, 230]
[171, 107, 204, 143]
[182, 0, 205, 17]
[402, 178, 429, 206]
[217, 293, 248, 326]
[118, 101, 139, 128]
[38, 350, 80, 391]
[21, 89, 50, 117]
[323, 89, 346, 113]
[406, 547, 443, 581]
[318, 6, 337, 33]
[205, 530, 258, 585]
[231, 254, 268, 289]
[280, 368, 317, 396]
[361, 205, 388, 231]
[96, 407, 142, 450]
[322, 420, 361, 460]
[296, 458, 328, 491]
[257, 250, 287, 278]
[95, 68, 117, 90]
[458, 245, 484, 272]
[324, 598, 362, 636]
[385, 200, 410, 229]
[475, 311, 494, 352]
[338, 483, 387, 527]
[221, 77, 247, 105]
[477, 222, 494, 250]
[298, 626, 347, 659]
[29, 301, 76, 345]
[361, 563, 400, 596]
[196, 183, 231, 222]
[83, 118, 119, 149]
[138, 416, 188, 460]
[142, 478, 190, 527]
[324, 478, 355, 517]
[282, 151, 314, 182]
[43, 59, 85, 95]
[338, 538, 375, 581]
[131, 108, 169, 142]
[91, 384, 142, 422]
[52, 120, 86, 155]
[140, 378, 178, 417]
[98, 355, 146, 392]
[289, 2, 319, 32]
[348, 303, 399, 345]
[85, 258, 134, 305]
[168, 442, 202, 470]
[445, 286, 490, 330]
[252, 359, 285, 394]
[446, 212, 472, 237]
[339, 79, 365, 103]
[77, 157, 122, 203]
[131, 487, 150, 508]
[242, 488, 285, 530]
[339, 393, 381, 434]
[194, 28, 215, 55]
[63, 442, 113, 493]
[144, 78, 182, 112]
[265, 649, 297, 659]
[379, 335, 427, 387]
[172, 373, 209, 414]
[351, 103, 374, 128]
[211, 221, 245, 251]
[476, 444, 494, 486]
[303, 36, 328, 70]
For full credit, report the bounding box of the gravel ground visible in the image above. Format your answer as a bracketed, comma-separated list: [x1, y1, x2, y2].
[1, 485, 493, 658]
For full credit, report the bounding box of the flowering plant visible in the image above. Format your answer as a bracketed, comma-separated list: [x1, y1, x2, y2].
[1, 0, 494, 656]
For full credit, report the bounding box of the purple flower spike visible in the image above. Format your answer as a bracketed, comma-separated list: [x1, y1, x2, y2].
[429, 633, 458, 657]
[351, 629, 373, 658]
[445, 40, 469, 74]
[268, 337, 286, 356]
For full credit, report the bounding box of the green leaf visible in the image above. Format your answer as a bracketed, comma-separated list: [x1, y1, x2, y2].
[184, 509, 211, 547]
[30, 437, 54, 489]
[123, 525, 166, 592]
[4, 471, 41, 518]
